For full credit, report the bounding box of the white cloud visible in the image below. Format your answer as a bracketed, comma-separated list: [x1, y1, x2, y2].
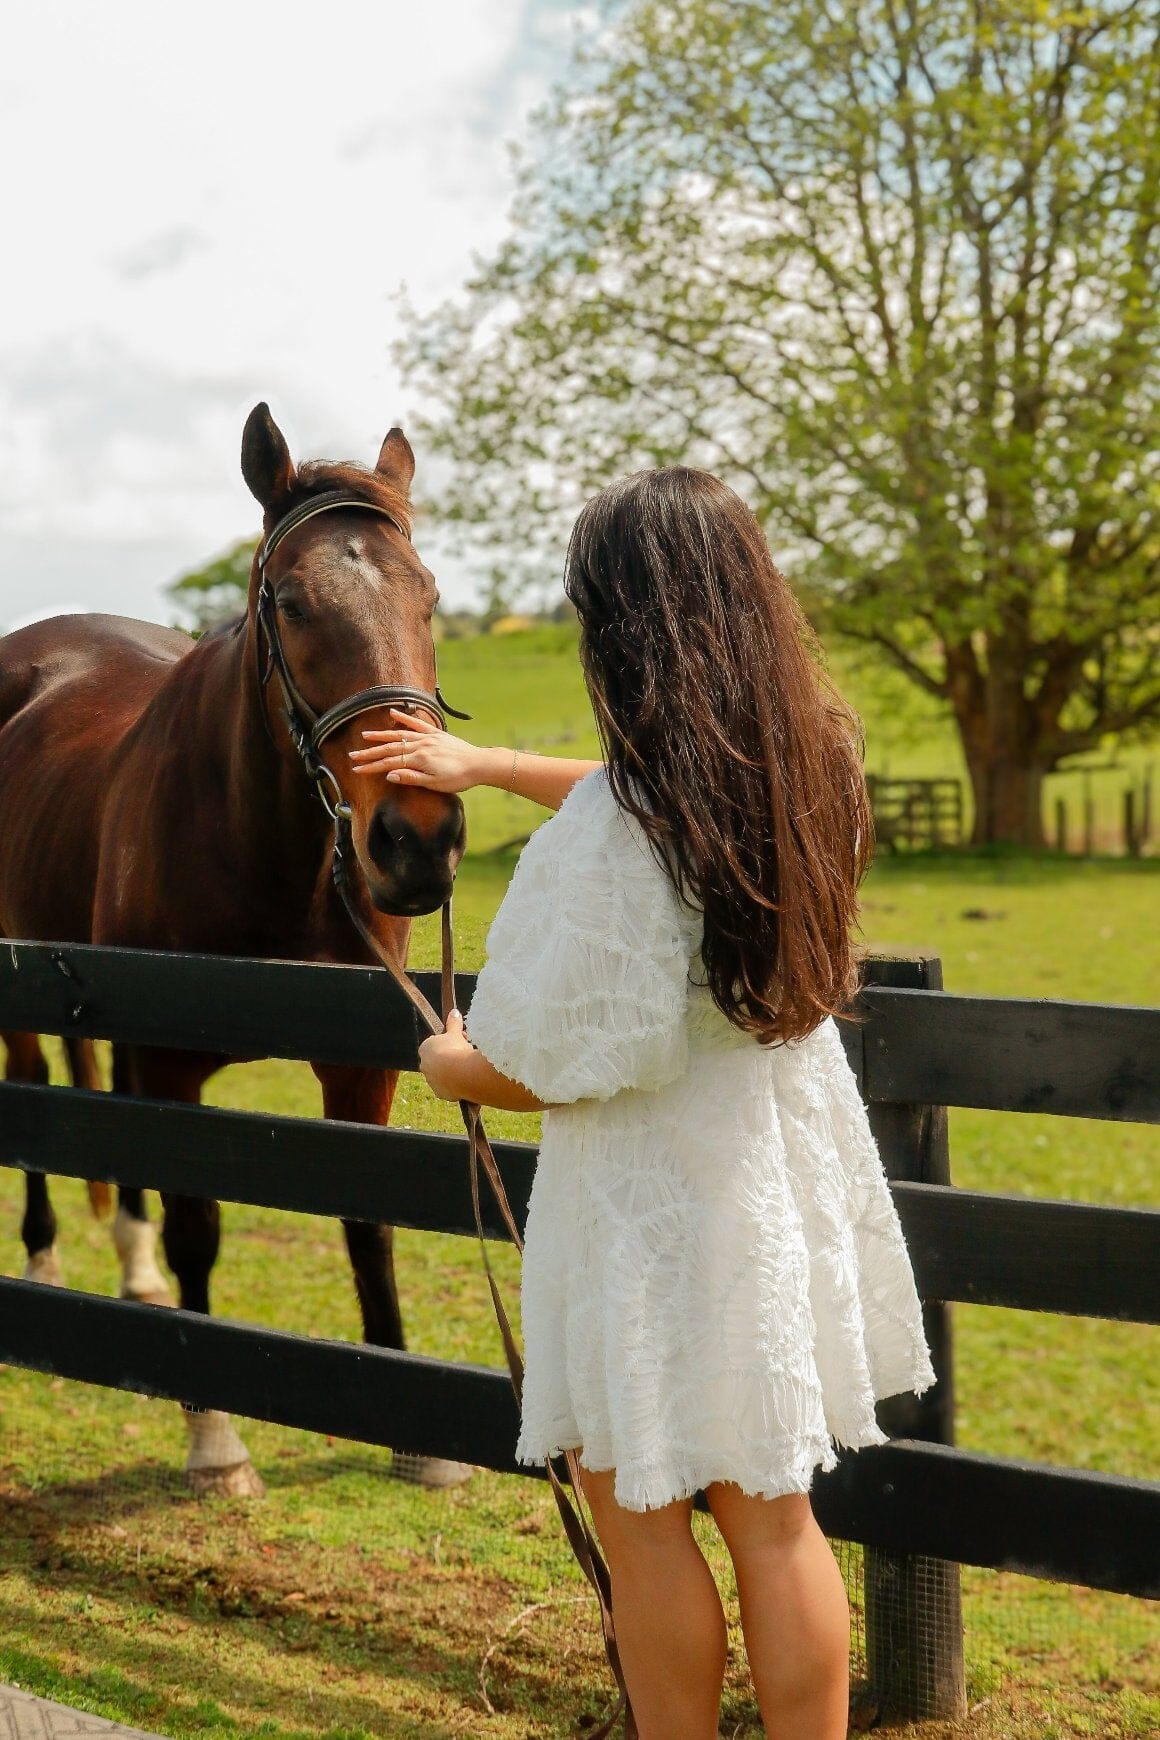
[0, 0, 582, 625]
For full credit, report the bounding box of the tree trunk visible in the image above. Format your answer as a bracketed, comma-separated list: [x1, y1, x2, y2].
[964, 754, 1047, 846]
[948, 637, 1051, 847]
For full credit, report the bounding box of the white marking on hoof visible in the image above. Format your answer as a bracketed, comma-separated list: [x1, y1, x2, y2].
[182, 1408, 266, 1497]
[23, 1246, 64, 1286]
[113, 1208, 174, 1306]
[391, 1452, 475, 1489]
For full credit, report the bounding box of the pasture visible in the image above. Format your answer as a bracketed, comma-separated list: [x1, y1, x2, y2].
[1, 625, 1157, 1738]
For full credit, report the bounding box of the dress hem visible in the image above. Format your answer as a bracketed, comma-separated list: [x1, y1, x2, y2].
[517, 1421, 910, 1514]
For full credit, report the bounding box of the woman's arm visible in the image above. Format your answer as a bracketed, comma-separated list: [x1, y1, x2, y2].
[348, 707, 600, 812]
[418, 1012, 552, 1112]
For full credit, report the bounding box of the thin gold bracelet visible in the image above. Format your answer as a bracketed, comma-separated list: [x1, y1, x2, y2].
[507, 747, 519, 792]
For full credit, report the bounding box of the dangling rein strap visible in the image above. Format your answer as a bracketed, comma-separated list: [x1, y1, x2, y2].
[329, 816, 636, 1740]
[254, 485, 631, 1728]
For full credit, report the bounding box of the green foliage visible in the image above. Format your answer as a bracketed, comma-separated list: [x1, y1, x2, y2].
[168, 537, 256, 632]
[397, 0, 1160, 839]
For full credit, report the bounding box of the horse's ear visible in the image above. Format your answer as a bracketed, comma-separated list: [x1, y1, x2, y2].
[241, 403, 297, 511]
[375, 427, 415, 494]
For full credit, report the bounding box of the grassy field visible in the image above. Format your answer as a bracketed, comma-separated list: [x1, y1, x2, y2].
[1, 626, 1157, 1738]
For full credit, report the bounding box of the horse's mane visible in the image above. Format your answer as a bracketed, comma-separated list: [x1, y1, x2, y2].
[290, 459, 413, 540]
[198, 613, 246, 642]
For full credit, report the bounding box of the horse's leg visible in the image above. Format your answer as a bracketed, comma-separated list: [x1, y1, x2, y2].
[314, 1062, 473, 1490]
[106, 1043, 173, 1306]
[342, 1216, 404, 1348]
[161, 1190, 263, 1496]
[114, 1184, 174, 1306]
[4, 1032, 63, 1285]
[22, 1171, 61, 1285]
[130, 1046, 264, 1499]
[63, 1037, 114, 1222]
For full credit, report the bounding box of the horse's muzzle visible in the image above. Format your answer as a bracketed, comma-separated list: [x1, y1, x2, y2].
[361, 792, 466, 916]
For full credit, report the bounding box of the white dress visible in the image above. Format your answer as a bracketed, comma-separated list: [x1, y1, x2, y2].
[466, 768, 935, 1512]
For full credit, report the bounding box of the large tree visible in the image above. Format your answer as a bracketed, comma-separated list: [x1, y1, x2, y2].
[397, 0, 1160, 845]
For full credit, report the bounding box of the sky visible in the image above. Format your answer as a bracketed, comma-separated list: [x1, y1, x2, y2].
[0, 0, 587, 632]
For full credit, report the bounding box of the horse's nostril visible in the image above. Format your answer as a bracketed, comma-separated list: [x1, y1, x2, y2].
[368, 809, 406, 868]
[365, 795, 466, 886]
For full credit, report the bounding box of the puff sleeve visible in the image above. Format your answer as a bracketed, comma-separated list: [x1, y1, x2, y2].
[465, 771, 694, 1104]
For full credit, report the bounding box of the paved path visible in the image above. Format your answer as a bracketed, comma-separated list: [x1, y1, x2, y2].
[0, 1688, 162, 1740]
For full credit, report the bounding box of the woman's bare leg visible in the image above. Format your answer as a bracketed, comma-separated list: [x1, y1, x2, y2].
[707, 1483, 850, 1740]
[580, 1465, 727, 1740]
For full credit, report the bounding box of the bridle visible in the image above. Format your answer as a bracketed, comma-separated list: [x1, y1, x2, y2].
[253, 491, 636, 1739]
[255, 489, 469, 821]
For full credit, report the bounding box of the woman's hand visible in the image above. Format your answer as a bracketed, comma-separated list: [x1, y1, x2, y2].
[349, 708, 500, 794]
[350, 706, 602, 811]
[417, 1009, 477, 1102]
[418, 1009, 551, 1112]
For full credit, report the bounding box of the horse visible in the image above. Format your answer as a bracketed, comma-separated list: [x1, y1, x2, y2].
[0, 404, 468, 1494]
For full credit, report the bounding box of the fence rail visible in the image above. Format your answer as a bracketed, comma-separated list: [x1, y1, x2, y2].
[4, 939, 1157, 1121]
[1, 1279, 1154, 1599]
[858, 986, 1159, 1121]
[1, 940, 1157, 1644]
[1, 1082, 1155, 1324]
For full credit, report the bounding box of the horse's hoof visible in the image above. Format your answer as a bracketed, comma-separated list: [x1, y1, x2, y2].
[391, 1452, 475, 1488]
[119, 1282, 175, 1307]
[23, 1247, 64, 1286]
[187, 1459, 267, 1499]
[182, 1407, 264, 1497]
[113, 1208, 173, 1306]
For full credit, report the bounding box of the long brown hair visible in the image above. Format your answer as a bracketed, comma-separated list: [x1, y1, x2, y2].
[564, 467, 874, 1044]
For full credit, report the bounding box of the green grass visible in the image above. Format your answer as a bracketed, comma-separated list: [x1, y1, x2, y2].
[1, 626, 1157, 1738]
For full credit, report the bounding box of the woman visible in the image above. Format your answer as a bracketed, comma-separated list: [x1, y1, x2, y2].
[350, 467, 934, 1739]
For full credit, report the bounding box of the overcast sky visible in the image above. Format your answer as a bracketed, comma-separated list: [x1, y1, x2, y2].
[0, 0, 586, 632]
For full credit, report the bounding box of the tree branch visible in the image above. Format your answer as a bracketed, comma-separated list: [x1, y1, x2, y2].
[836, 625, 949, 700]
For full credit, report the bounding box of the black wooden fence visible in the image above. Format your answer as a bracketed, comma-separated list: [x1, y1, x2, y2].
[0, 942, 1157, 1722]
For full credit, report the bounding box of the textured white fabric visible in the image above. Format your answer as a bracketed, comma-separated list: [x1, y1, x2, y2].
[466, 769, 936, 1512]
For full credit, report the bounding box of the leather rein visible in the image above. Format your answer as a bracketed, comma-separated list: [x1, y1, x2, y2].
[255, 492, 635, 1740]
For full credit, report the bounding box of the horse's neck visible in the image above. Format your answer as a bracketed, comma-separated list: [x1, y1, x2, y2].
[203, 622, 332, 892]
[184, 622, 411, 968]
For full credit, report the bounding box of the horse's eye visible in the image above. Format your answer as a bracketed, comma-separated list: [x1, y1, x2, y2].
[278, 598, 307, 626]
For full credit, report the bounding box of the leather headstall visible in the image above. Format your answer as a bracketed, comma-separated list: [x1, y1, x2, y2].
[255, 489, 469, 814]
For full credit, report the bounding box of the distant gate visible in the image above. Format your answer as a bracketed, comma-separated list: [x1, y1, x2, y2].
[868, 776, 964, 849]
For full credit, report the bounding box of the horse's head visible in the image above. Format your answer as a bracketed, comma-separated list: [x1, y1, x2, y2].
[242, 403, 466, 918]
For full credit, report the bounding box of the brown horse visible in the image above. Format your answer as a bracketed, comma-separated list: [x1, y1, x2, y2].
[0, 404, 468, 1493]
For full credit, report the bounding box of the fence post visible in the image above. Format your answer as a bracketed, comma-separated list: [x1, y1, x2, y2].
[857, 950, 967, 1722]
[1054, 797, 1067, 854]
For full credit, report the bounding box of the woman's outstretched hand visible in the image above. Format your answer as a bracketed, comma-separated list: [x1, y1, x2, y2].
[349, 708, 494, 793]
[349, 707, 602, 811]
